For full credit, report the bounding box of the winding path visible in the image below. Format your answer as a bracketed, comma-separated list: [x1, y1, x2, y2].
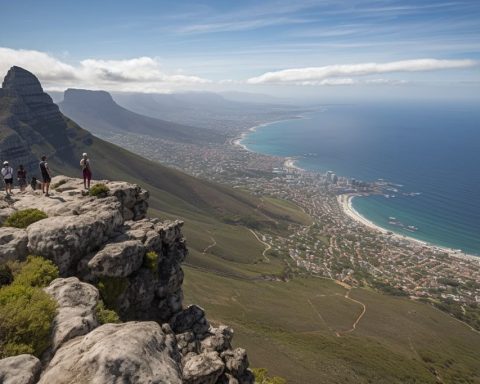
[248, 229, 271, 261]
[336, 289, 367, 336]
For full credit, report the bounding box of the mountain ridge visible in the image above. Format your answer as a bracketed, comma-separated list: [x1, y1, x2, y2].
[59, 88, 224, 143]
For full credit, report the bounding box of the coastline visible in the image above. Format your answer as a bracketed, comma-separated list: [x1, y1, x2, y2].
[234, 118, 479, 262]
[338, 194, 479, 263]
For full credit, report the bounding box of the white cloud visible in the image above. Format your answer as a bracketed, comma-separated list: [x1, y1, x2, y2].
[0, 47, 77, 81]
[0, 47, 210, 92]
[247, 59, 478, 84]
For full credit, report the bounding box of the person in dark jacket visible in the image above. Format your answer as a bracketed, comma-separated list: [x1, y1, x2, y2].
[39, 155, 52, 196]
[17, 164, 27, 192]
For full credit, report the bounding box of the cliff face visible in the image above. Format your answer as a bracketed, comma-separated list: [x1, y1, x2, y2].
[0, 66, 75, 174]
[0, 177, 254, 384]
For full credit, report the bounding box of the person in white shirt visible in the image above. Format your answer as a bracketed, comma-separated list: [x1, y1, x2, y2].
[80, 153, 92, 190]
[1, 161, 14, 196]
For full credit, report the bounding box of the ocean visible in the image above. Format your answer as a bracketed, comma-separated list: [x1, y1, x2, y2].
[241, 101, 480, 256]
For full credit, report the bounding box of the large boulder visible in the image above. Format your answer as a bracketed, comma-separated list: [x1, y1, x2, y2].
[44, 277, 99, 351]
[38, 322, 182, 384]
[0, 227, 28, 263]
[201, 326, 234, 353]
[182, 351, 225, 384]
[27, 204, 123, 275]
[170, 305, 209, 335]
[88, 240, 146, 277]
[0, 354, 41, 384]
[221, 348, 249, 378]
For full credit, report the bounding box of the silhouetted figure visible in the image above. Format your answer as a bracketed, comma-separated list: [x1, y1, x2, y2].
[39, 155, 52, 196]
[17, 165, 27, 192]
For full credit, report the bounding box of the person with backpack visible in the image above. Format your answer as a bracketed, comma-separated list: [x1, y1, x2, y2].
[80, 152, 92, 190]
[39, 155, 51, 196]
[17, 164, 27, 192]
[1, 161, 14, 196]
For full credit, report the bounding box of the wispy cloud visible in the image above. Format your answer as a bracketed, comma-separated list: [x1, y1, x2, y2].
[247, 59, 478, 84]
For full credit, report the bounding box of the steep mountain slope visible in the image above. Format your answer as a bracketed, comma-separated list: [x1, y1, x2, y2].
[59, 88, 224, 143]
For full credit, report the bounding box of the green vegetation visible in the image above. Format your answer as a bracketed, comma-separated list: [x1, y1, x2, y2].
[52, 179, 67, 189]
[95, 300, 120, 324]
[97, 276, 128, 311]
[89, 183, 110, 198]
[183, 268, 480, 383]
[0, 256, 58, 358]
[3, 209, 48, 228]
[252, 368, 287, 384]
[12, 255, 59, 287]
[143, 251, 159, 273]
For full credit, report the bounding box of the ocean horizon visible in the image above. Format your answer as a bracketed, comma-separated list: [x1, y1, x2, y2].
[241, 101, 480, 256]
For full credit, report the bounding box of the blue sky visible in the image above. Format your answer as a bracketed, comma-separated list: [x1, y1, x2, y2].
[0, 0, 479, 100]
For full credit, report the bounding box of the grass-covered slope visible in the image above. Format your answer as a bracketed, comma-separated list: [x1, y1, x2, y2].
[183, 268, 480, 384]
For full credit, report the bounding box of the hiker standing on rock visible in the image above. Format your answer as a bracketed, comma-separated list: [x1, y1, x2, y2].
[39, 155, 51, 196]
[80, 152, 92, 190]
[17, 164, 27, 192]
[1, 161, 14, 196]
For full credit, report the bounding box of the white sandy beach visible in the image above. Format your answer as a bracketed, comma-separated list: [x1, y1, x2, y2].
[338, 194, 479, 263]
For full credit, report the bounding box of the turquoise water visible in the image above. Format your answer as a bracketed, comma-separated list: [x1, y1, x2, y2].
[242, 102, 480, 256]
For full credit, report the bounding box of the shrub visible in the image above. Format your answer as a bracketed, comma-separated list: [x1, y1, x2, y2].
[89, 183, 110, 198]
[143, 251, 159, 273]
[0, 283, 57, 358]
[3, 209, 48, 228]
[52, 179, 67, 189]
[252, 368, 287, 384]
[98, 277, 128, 310]
[95, 300, 120, 324]
[13, 256, 59, 288]
[0, 264, 13, 288]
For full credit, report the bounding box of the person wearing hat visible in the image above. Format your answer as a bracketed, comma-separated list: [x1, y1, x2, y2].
[1, 161, 14, 196]
[80, 153, 92, 190]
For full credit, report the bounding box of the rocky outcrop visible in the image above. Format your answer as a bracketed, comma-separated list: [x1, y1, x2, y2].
[38, 322, 183, 384]
[0, 227, 28, 263]
[0, 175, 254, 384]
[0, 354, 41, 384]
[44, 277, 99, 351]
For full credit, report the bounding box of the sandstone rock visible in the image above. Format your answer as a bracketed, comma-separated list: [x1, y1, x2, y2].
[0, 354, 41, 384]
[88, 240, 145, 277]
[201, 326, 234, 353]
[170, 305, 207, 334]
[44, 277, 99, 351]
[27, 206, 123, 275]
[182, 351, 225, 384]
[38, 322, 182, 384]
[221, 348, 249, 377]
[0, 227, 28, 262]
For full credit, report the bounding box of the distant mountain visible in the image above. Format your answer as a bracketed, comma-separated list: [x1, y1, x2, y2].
[111, 91, 304, 131]
[59, 89, 224, 144]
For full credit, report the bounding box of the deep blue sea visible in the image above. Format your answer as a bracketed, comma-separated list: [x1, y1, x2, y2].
[241, 102, 480, 256]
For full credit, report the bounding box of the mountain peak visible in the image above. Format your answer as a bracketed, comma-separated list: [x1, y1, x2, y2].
[1, 66, 54, 108]
[2, 66, 44, 94]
